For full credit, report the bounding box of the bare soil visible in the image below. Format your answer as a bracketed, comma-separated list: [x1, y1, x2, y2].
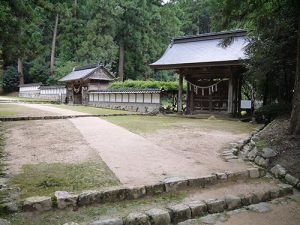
[4, 119, 99, 175]
[257, 118, 300, 179]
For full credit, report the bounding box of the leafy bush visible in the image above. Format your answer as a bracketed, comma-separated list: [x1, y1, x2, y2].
[109, 80, 187, 91]
[254, 103, 291, 123]
[3, 66, 18, 92]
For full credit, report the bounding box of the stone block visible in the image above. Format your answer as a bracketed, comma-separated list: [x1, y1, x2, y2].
[164, 177, 189, 192]
[145, 208, 170, 225]
[269, 188, 280, 199]
[239, 193, 253, 206]
[101, 187, 127, 203]
[90, 218, 123, 225]
[258, 168, 267, 177]
[214, 173, 228, 183]
[124, 213, 150, 225]
[270, 164, 287, 178]
[253, 191, 270, 202]
[78, 190, 102, 206]
[248, 168, 260, 178]
[247, 147, 258, 161]
[23, 196, 52, 211]
[227, 170, 249, 181]
[55, 191, 78, 209]
[126, 186, 146, 200]
[254, 156, 269, 167]
[186, 201, 207, 217]
[224, 195, 242, 210]
[278, 183, 293, 196]
[145, 183, 165, 195]
[200, 175, 217, 187]
[205, 199, 225, 214]
[167, 203, 191, 224]
[285, 174, 299, 187]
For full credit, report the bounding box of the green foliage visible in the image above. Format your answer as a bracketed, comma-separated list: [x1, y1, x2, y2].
[3, 66, 18, 92]
[109, 80, 186, 91]
[254, 103, 291, 123]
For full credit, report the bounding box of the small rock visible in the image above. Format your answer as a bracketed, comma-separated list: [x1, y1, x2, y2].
[177, 219, 198, 225]
[270, 165, 287, 178]
[124, 212, 150, 225]
[239, 193, 253, 206]
[248, 202, 271, 213]
[3, 202, 19, 213]
[55, 191, 78, 209]
[224, 155, 238, 160]
[167, 203, 191, 224]
[23, 196, 52, 211]
[0, 218, 10, 225]
[63, 223, 79, 225]
[269, 188, 280, 199]
[145, 208, 170, 225]
[224, 195, 242, 210]
[201, 214, 228, 225]
[90, 218, 123, 225]
[164, 177, 188, 192]
[205, 199, 225, 214]
[259, 148, 277, 159]
[284, 174, 299, 187]
[186, 200, 207, 217]
[102, 187, 127, 202]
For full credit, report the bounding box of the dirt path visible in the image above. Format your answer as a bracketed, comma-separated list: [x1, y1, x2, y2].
[70, 117, 251, 185]
[5, 120, 100, 175]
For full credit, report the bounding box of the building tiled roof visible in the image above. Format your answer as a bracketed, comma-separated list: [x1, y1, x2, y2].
[59, 64, 115, 82]
[19, 83, 42, 87]
[89, 88, 162, 94]
[150, 30, 248, 69]
[39, 85, 66, 89]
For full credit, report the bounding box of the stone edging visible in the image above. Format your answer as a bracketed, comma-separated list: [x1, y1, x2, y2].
[62, 183, 293, 225]
[0, 113, 145, 122]
[19, 168, 265, 212]
[237, 123, 300, 190]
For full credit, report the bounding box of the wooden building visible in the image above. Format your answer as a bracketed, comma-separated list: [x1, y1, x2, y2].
[59, 64, 115, 104]
[150, 30, 248, 116]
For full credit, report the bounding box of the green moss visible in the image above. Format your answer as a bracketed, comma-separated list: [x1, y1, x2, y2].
[5, 191, 187, 225]
[10, 161, 120, 198]
[53, 104, 136, 115]
[256, 139, 269, 148]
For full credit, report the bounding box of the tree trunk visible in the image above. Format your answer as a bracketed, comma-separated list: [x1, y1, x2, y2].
[50, 14, 59, 77]
[17, 58, 24, 85]
[289, 9, 300, 135]
[118, 41, 125, 82]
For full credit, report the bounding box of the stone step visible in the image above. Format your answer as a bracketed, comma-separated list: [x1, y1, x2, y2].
[18, 168, 266, 212]
[61, 182, 294, 225]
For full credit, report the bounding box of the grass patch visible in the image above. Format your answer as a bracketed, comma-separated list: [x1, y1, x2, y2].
[54, 104, 136, 115]
[0, 96, 54, 103]
[10, 161, 120, 198]
[104, 115, 259, 134]
[0, 104, 19, 117]
[5, 191, 187, 225]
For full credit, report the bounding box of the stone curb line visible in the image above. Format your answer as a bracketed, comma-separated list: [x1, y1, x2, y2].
[0, 113, 146, 122]
[62, 183, 294, 225]
[19, 168, 266, 212]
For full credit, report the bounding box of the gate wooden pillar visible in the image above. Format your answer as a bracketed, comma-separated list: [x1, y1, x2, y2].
[178, 73, 183, 113]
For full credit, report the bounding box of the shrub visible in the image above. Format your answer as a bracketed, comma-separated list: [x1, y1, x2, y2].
[254, 103, 291, 123]
[109, 80, 187, 91]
